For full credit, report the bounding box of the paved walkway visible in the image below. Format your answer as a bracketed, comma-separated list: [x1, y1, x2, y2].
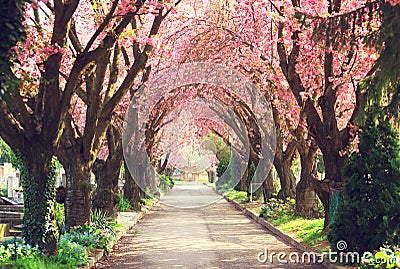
[95, 182, 325, 269]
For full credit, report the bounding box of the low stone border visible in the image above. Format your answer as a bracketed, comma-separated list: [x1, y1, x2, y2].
[222, 195, 345, 269]
[81, 201, 158, 269]
[203, 184, 347, 269]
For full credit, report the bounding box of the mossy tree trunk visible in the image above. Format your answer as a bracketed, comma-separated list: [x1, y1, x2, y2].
[58, 125, 97, 228]
[63, 157, 92, 228]
[294, 121, 320, 219]
[272, 105, 297, 199]
[13, 150, 58, 255]
[92, 160, 121, 220]
[123, 160, 145, 211]
[0, 0, 80, 255]
[262, 170, 275, 203]
[92, 125, 123, 220]
[295, 148, 320, 218]
[274, 148, 297, 199]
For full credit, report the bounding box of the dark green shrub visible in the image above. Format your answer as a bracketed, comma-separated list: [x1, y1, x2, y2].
[216, 154, 250, 192]
[329, 113, 400, 254]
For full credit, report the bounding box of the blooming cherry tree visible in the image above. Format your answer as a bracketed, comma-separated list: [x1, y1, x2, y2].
[0, 0, 179, 252]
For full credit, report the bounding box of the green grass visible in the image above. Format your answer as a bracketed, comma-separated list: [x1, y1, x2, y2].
[224, 189, 328, 252]
[195, 179, 209, 184]
[204, 181, 216, 189]
[171, 178, 182, 184]
[1, 257, 74, 269]
[141, 197, 154, 207]
[224, 190, 249, 203]
[113, 223, 125, 230]
[270, 217, 328, 250]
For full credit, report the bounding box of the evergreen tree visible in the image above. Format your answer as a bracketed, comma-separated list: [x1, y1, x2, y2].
[328, 110, 400, 253]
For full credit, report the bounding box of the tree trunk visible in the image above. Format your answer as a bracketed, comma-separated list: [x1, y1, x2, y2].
[318, 149, 345, 232]
[63, 158, 92, 227]
[92, 125, 123, 220]
[275, 157, 297, 199]
[240, 162, 250, 193]
[252, 187, 262, 201]
[272, 105, 297, 200]
[156, 153, 169, 174]
[123, 160, 145, 211]
[145, 162, 160, 198]
[92, 160, 121, 220]
[296, 152, 319, 218]
[262, 170, 275, 203]
[314, 179, 330, 233]
[322, 151, 344, 184]
[275, 2, 364, 231]
[207, 170, 216, 183]
[17, 150, 58, 255]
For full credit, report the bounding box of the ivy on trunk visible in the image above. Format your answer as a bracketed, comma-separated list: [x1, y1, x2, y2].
[12, 151, 58, 255]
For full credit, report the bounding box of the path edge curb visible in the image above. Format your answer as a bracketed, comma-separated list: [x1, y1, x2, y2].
[84, 200, 159, 269]
[204, 184, 341, 269]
